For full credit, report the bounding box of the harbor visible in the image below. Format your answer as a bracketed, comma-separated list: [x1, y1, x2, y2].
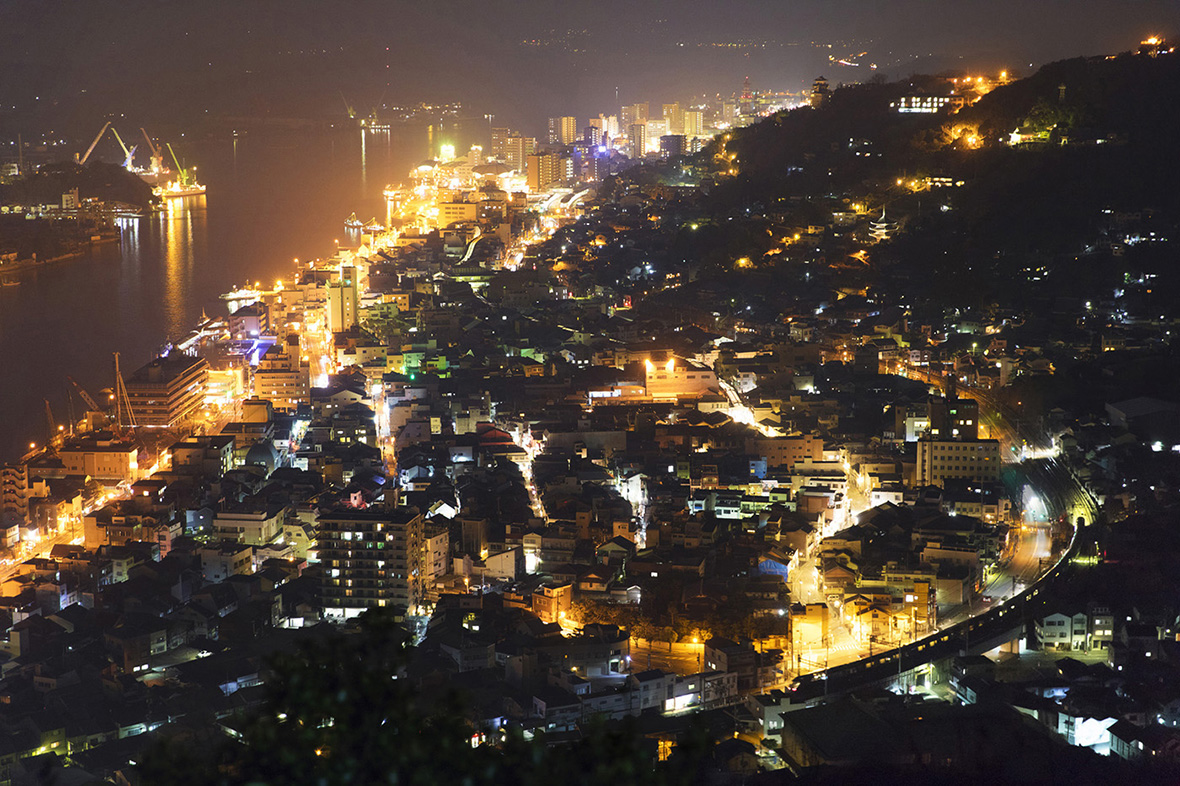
[0, 125, 423, 461]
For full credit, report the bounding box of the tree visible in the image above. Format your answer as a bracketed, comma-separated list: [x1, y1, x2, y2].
[633, 618, 656, 645]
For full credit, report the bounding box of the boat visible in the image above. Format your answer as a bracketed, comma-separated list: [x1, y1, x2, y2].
[220, 286, 262, 310]
[0, 280, 19, 288]
[344, 212, 364, 230]
[364, 218, 384, 232]
[154, 180, 207, 199]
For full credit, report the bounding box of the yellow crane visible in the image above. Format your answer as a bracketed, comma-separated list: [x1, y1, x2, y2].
[109, 127, 138, 170]
[166, 143, 194, 187]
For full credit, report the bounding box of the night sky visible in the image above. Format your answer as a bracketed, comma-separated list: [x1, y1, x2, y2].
[1, 1, 1178, 133]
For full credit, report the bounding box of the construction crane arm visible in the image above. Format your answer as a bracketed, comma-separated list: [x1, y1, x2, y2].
[110, 127, 129, 157]
[79, 121, 111, 166]
[166, 143, 190, 185]
[109, 128, 137, 169]
[67, 376, 102, 413]
[140, 128, 161, 158]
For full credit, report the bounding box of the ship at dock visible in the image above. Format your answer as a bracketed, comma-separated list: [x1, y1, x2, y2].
[151, 141, 205, 200]
[154, 180, 207, 199]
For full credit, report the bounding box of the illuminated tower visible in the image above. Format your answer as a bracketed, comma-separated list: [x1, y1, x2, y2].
[740, 76, 754, 115]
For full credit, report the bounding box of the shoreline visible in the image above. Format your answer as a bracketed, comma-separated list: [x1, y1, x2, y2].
[0, 234, 119, 278]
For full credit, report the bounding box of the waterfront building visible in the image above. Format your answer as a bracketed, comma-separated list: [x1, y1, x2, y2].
[318, 504, 425, 619]
[124, 354, 209, 428]
[57, 435, 140, 484]
[229, 302, 269, 340]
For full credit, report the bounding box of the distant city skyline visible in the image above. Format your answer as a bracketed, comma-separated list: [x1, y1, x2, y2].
[1, 0, 1176, 134]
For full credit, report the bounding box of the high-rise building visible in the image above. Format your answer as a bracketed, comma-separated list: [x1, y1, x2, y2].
[683, 109, 704, 138]
[526, 151, 560, 191]
[504, 134, 536, 172]
[318, 505, 425, 619]
[628, 122, 647, 159]
[622, 102, 649, 127]
[585, 118, 603, 147]
[548, 116, 578, 146]
[722, 101, 737, 125]
[662, 103, 683, 135]
[326, 267, 359, 333]
[490, 127, 511, 161]
[602, 114, 619, 139]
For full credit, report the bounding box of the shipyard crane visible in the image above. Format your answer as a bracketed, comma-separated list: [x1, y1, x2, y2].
[109, 127, 138, 170]
[341, 93, 357, 120]
[140, 128, 166, 176]
[166, 143, 193, 187]
[67, 376, 103, 413]
[113, 353, 137, 429]
[77, 121, 111, 166]
[44, 400, 56, 443]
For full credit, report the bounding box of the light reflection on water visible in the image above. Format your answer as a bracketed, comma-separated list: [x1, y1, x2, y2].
[0, 125, 426, 460]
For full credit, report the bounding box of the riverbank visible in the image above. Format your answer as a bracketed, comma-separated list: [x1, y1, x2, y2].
[0, 215, 120, 279]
